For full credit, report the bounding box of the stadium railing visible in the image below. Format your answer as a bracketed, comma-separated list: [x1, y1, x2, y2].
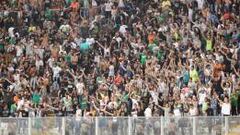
[0, 116, 239, 135]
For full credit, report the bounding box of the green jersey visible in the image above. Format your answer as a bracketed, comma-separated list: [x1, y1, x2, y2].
[140, 53, 147, 65]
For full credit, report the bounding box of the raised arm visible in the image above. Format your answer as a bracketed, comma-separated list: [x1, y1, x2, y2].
[232, 66, 240, 78]
[2, 78, 13, 85]
[66, 69, 76, 80]
[100, 109, 114, 116]
[96, 41, 105, 49]
[91, 100, 100, 112]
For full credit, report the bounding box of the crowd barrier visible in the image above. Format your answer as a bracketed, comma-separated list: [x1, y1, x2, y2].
[0, 116, 240, 135]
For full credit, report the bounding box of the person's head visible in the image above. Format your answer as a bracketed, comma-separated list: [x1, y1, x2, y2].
[149, 103, 153, 109]
[224, 97, 229, 103]
[225, 82, 230, 88]
[165, 103, 169, 107]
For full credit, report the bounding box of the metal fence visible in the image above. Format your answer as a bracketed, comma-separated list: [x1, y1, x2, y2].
[0, 116, 240, 135]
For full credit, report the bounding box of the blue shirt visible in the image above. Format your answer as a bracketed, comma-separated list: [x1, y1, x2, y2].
[183, 70, 190, 84]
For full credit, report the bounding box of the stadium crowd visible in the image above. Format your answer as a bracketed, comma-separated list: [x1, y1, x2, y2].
[0, 0, 239, 118]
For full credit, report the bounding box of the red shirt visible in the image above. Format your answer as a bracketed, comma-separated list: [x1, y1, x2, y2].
[114, 75, 122, 85]
[223, 13, 231, 20]
[70, 2, 79, 10]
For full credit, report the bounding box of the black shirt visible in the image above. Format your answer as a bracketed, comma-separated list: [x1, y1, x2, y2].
[2, 109, 9, 117]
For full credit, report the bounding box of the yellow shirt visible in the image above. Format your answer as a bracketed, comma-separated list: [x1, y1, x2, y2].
[206, 39, 213, 51]
[190, 69, 199, 82]
[28, 26, 36, 32]
[162, 0, 171, 8]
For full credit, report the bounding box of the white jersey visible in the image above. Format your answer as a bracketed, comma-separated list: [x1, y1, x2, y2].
[221, 103, 231, 115]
